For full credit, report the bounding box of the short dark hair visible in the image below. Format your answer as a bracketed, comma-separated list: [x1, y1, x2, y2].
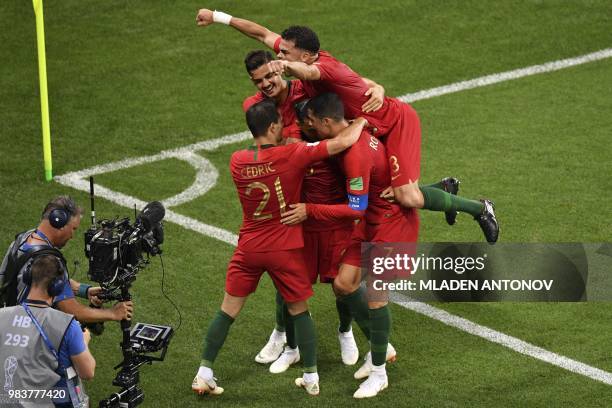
[306, 93, 344, 122]
[294, 99, 310, 124]
[244, 50, 275, 73]
[41, 195, 81, 221]
[30, 255, 62, 289]
[246, 99, 280, 137]
[281, 26, 320, 54]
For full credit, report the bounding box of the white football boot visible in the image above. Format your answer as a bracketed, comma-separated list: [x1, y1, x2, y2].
[354, 343, 396, 379]
[270, 347, 300, 373]
[294, 372, 320, 396]
[255, 328, 286, 363]
[192, 367, 224, 396]
[338, 327, 359, 365]
[353, 366, 388, 399]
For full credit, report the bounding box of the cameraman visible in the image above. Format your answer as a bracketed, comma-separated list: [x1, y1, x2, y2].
[0, 255, 95, 407]
[0, 195, 133, 322]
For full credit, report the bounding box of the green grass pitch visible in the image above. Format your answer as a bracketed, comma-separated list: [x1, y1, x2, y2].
[1, 1, 612, 407]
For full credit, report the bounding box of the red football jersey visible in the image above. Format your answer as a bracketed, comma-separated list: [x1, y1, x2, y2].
[243, 80, 307, 140]
[337, 130, 404, 224]
[301, 158, 352, 232]
[243, 77, 351, 232]
[275, 46, 401, 136]
[230, 141, 330, 252]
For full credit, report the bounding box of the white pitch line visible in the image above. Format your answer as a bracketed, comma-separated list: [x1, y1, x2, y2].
[55, 47, 612, 182]
[56, 131, 251, 187]
[55, 171, 239, 246]
[390, 292, 612, 385]
[55, 47, 612, 386]
[398, 47, 612, 103]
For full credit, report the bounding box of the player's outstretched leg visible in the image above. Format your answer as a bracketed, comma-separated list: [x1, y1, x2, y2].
[270, 304, 300, 373]
[421, 177, 460, 225]
[192, 310, 235, 396]
[288, 302, 319, 396]
[255, 291, 286, 363]
[336, 297, 359, 365]
[354, 305, 391, 398]
[418, 184, 499, 243]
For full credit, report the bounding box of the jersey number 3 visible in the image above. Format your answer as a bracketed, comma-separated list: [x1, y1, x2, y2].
[246, 177, 287, 220]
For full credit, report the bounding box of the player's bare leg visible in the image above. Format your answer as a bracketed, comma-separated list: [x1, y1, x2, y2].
[193, 293, 248, 396]
[392, 180, 499, 243]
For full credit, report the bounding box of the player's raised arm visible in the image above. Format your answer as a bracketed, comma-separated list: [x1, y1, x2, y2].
[325, 117, 367, 155]
[196, 8, 280, 50]
[268, 60, 321, 81]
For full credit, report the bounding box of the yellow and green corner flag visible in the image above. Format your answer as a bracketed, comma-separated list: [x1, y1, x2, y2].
[32, 0, 53, 181]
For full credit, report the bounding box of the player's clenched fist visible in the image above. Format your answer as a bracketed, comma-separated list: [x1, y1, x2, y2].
[267, 60, 288, 76]
[196, 8, 214, 26]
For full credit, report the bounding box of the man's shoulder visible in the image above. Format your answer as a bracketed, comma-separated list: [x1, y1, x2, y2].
[315, 50, 344, 67]
[289, 140, 322, 153]
[0, 305, 19, 316]
[18, 245, 66, 267]
[340, 132, 373, 163]
[12, 230, 34, 249]
[317, 50, 335, 61]
[45, 306, 76, 323]
[242, 93, 265, 112]
[286, 80, 306, 102]
[0, 304, 74, 324]
[231, 148, 254, 161]
[347, 130, 371, 151]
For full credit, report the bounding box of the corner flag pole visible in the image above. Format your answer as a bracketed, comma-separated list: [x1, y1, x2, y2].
[32, 0, 53, 181]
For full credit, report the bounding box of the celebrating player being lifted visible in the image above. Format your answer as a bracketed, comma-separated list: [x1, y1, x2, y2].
[192, 99, 369, 396]
[195, 8, 499, 243]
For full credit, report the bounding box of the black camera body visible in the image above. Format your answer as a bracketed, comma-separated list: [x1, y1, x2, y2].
[82, 199, 172, 408]
[84, 202, 164, 300]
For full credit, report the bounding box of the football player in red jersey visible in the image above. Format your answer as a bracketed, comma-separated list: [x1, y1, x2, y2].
[242, 52, 374, 370]
[192, 99, 368, 397]
[195, 8, 499, 244]
[302, 93, 418, 398]
[242, 49, 384, 143]
[242, 50, 307, 143]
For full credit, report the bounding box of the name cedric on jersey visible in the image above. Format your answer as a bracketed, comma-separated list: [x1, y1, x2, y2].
[241, 162, 276, 178]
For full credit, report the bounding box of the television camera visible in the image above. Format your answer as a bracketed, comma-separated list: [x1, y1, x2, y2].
[83, 177, 174, 407]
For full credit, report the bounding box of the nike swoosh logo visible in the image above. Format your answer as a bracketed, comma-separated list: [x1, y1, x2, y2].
[391, 174, 401, 180]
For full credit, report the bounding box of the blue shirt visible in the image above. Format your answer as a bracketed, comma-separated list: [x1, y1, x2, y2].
[55, 319, 87, 402]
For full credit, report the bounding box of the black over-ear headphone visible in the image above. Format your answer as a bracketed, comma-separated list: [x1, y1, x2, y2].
[22, 249, 67, 298]
[48, 206, 73, 229]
